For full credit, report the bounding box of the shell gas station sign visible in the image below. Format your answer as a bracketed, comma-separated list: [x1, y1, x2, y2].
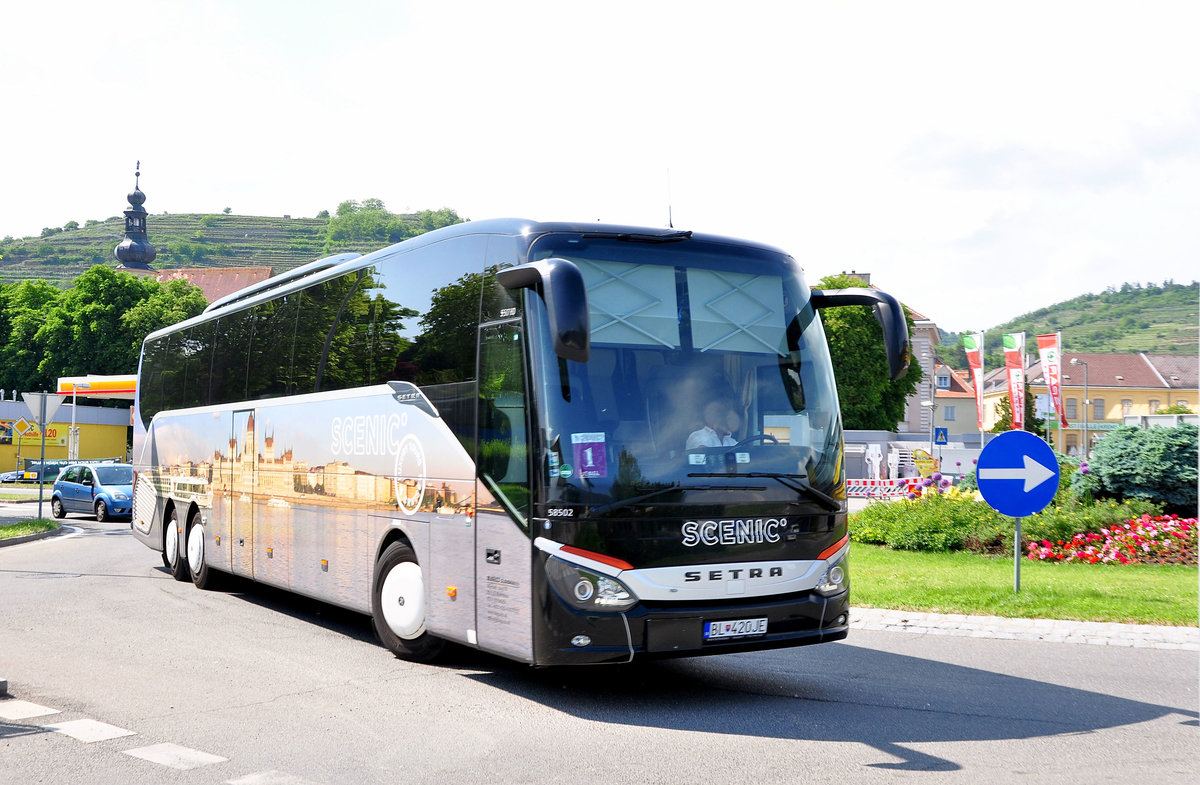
[56, 375, 138, 400]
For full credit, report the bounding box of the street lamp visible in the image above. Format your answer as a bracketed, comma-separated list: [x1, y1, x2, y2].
[921, 400, 938, 456]
[1070, 358, 1088, 459]
[69, 381, 91, 461]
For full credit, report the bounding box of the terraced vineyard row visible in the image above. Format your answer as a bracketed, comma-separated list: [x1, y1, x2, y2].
[0, 213, 371, 287]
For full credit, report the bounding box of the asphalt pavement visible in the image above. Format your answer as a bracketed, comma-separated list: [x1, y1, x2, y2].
[2, 491, 1196, 653]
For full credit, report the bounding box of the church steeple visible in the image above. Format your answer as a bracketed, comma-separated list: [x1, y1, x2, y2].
[114, 161, 157, 270]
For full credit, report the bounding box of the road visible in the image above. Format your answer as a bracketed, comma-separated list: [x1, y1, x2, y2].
[1, 516, 1196, 785]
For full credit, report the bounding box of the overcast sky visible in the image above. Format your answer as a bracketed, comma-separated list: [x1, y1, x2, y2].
[3, 0, 1197, 334]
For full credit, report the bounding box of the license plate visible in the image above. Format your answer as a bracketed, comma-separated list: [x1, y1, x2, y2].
[703, 617, 768, 640]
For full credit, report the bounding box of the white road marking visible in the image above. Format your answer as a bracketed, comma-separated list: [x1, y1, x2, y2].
[123, 742, 228, 769]
[0, 699, 60, 720]
[227, 770, 323, 785]
[42, 718, 136, 743]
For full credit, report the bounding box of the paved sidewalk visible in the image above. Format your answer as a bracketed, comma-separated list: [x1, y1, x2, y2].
[851, 607, 1199, 651]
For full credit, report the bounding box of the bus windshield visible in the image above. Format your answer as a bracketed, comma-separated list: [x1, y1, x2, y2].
[526, 234, 843, 513]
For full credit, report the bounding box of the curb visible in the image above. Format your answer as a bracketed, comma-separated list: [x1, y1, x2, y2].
[851, 607, 1200, 650]
[0, 526, 64, 548]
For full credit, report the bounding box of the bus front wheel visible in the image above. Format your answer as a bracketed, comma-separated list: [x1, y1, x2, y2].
[371, 542, 444, 662]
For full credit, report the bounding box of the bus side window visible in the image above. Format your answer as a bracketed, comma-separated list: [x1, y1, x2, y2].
[247, 294, 299, 399]
[211, 309, 254, 406]
[478, 322, 529, 517]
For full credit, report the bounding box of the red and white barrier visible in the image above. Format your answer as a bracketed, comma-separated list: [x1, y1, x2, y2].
[845, 478, 921, 498]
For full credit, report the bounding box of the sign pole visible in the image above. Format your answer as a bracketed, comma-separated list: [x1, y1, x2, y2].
[21, 391, 66, 520]
[37, 394, 47, 520]
[1013, 516, 1022, 593]
[976, 430, 1060, 597]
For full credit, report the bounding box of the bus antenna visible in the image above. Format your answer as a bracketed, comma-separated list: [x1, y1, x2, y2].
[666, 168, 674, 228]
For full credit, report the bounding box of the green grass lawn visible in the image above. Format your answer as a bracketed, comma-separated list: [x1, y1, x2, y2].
[851, 544, 1198, 626]
[0, 519, 59, 540]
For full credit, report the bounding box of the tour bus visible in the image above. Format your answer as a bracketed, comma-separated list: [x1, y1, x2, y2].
[131, 218, 909, 666]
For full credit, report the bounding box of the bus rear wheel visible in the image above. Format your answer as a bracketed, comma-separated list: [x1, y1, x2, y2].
[165, 508, 189, 582]
[186, 511, 220, 590]
[371, 542, 444, 662]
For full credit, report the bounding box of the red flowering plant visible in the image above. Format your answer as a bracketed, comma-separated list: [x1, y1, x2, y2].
[1026, 514, 1198, 565]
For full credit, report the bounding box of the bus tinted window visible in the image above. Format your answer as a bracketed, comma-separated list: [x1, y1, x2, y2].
[247, 293, 299, 399]
[210, 308, 253, 404]
[140, 230, 495, 425]
[179, 320, 216, 410]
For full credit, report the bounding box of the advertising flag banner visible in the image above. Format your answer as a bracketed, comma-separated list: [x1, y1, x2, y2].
[1003, 332, 1026, 430]
[962, 333, 986, 430]
[1036, 333, 1070, 428]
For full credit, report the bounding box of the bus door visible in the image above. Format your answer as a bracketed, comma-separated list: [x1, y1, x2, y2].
[471, 322, 535, 663]
[229, 409, 255, 578]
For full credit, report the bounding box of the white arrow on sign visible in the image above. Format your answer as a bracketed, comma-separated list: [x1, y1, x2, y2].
[978, 455, 1057, 492]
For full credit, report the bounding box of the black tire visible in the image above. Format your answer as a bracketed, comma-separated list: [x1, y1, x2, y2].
[51, 497, 66, 519]
[371, 542, 444, 662]
[186, 510, 220, 590]
[165, 507, 190, 582]
[94, 499, 110, 522]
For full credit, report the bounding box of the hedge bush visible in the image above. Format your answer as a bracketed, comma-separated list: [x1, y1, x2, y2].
[1082, 423, 1198, 515]
[850, 491, 1161, 553]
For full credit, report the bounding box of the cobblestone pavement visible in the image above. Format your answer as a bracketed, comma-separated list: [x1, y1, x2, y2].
[851, 607, 1199, 650]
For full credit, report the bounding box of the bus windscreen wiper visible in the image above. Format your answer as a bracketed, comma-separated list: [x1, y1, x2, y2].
[588, 483, 764, 517]
[688, 472, 841, 512]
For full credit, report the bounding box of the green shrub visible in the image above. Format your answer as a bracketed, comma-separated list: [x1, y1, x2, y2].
[1088, 424, 1198, 514]
[851, 493, 1008, 552]
[850, 494, 1163, 554]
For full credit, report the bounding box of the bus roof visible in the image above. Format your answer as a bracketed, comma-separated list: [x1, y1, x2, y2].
[143, 218, 792, 343]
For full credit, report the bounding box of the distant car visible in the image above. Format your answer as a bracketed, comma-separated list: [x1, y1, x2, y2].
[0, 469, 21, 483]
[20, 463, 66, 484]
[50, 463, 134, 522]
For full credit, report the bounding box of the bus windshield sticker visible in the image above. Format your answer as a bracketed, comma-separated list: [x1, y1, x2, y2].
[571, 432, 607, 478]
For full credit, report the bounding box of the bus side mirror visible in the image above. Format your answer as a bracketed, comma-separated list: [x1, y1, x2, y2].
[496, 258, 590, 363]
[810, 288, 911, 381]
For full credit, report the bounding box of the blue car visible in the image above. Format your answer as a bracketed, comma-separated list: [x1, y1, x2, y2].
[51, 463, 134, 522]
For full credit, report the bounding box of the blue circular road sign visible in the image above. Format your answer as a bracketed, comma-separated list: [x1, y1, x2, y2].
[976, 430, 1060, 517]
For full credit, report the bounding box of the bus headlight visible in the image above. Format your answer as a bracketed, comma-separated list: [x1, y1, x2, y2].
[814, 557, 848, 597]
[546, 556, 638, 612]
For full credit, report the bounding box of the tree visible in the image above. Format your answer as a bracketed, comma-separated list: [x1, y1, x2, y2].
[988, 393, 1045, 434]
[1157, 402, 1194, 414]
[323, 200, 464, 253]
[4, 267, 207, 392]
[0, 280, 62, 391]
[122, 279, 209, 344]
[222, 207, 232, 215]
[817, 274, 923, 430]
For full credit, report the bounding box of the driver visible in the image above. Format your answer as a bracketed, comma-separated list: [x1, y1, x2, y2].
[686, 399, 739, 449]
